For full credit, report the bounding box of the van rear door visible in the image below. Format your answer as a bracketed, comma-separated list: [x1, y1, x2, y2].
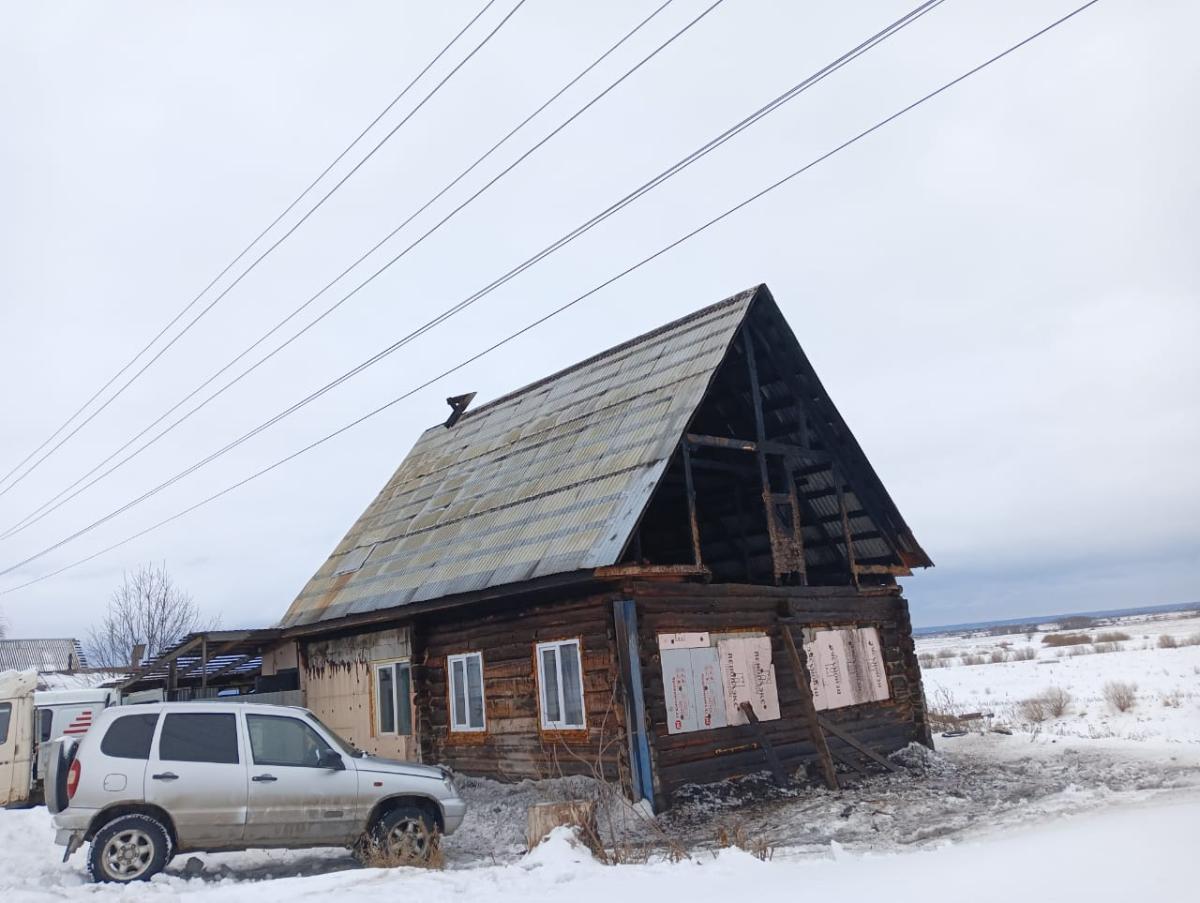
[0, 672, 37, 807]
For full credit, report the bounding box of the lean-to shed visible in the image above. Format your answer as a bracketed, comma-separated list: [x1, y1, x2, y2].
[280, 284, 932, 806]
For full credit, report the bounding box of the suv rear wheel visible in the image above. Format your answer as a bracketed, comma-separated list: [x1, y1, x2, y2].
[87, 814, 171, 883]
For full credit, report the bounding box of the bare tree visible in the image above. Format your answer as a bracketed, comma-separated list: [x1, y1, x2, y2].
[86, 563, 213, 668]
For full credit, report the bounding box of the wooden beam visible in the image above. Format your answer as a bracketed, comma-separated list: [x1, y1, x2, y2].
[685, 433, 828, 461]
[738, 702, 789, 787]
[199, 653, 257, 684]
[680, 442, 703, 567]
[118, 634, 203, 690]
[817, 717, 904, 773]
[748, 323, 913, 561]
[179, 637, 244, 679]
[779, 626, 838, 790]
[785, 467, 807, 585]
[829, 746, 869, 775]
[685, 433, 755, 452]
[854, 563, 913, 577]
[594, 564, 709, 580]
[836, 470, 859, 589]
[200, 636, 208, 690]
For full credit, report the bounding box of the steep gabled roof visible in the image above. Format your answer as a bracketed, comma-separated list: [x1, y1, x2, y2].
[281, 284, 929, 628]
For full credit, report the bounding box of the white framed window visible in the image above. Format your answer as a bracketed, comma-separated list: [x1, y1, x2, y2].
[536, 639, 586, 730]
[447, 652, 485, 732]
[374, 661, 412, 735]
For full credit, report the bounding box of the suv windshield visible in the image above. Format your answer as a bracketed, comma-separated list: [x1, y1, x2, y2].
[304, 712, 363, 758]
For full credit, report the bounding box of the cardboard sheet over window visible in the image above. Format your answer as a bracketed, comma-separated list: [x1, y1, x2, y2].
[659, 631, 777, 734]
[804, 627, 889, 711]
[718, 636, 780, 726]
[661, 647, 727, 734]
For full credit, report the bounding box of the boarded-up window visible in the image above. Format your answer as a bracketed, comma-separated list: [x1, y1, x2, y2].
[661, 646, 727, 734]
[717, 636, 780, 726]
[804, 627, 889, 711]
[658, 631, 778, 734]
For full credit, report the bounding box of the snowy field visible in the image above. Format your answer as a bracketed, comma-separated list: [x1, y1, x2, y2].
[917, 611, 1200, 743]
[2, 610, 1197, 901]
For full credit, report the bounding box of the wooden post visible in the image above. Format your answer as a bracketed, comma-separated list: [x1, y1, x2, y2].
[680, 441, 703, 567]
[200, 636, 208, 692]
[779, 625, 838, 790]
[785, 467, 808, 586]
[834, 470, 859, 588]
[742, 332, 772, 498]
[527, 801, 599, 851]
[612, 600, 655, 809]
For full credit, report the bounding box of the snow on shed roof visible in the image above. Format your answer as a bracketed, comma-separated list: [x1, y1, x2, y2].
[281, 287, 757, 627]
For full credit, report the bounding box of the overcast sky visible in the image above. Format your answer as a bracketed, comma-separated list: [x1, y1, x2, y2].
[1, 0, 1197, 637]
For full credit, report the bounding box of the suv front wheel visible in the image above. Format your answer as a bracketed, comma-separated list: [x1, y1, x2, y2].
[88, 814, 172, 883]
[358, 805, 438, 865]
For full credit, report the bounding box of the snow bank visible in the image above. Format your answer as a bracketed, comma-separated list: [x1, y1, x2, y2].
[1, 795, 1196, 902]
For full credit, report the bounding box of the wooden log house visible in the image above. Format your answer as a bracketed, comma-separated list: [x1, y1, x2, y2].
[278, 284, 933, 809]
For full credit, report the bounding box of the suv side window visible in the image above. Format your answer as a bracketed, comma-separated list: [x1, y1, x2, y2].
[159, 713, 239, 764]
[100, 713, 160, 759]
[0, 702, 10, 744]
[246, 714, 333, 768]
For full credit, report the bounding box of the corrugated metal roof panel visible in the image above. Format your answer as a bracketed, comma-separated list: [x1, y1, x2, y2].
[281, 288, 758, 626]
[0, 638, 87, 672]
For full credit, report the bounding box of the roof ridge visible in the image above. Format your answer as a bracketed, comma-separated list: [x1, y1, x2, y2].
[443, 284, 762, 426]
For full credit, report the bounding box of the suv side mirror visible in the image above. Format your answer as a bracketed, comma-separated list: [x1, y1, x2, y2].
[317, 749, 344, 770]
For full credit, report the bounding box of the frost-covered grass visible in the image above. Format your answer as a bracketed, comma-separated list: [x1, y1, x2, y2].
[918, 614, 1200, 743]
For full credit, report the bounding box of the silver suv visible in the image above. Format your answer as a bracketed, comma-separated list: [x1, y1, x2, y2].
[46, 701, 466, 883]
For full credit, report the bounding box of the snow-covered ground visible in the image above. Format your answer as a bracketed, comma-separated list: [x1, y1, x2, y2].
[3, 786, 1196, 903]
[2, 610, 1197, 901]
[917, 612, 1200, 743]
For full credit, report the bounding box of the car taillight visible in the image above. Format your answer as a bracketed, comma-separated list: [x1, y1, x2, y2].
[66, 759, 81, 800]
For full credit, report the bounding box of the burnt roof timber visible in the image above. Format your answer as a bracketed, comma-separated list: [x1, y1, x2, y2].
[117, 628, 282, 690]
[684, 432, 829, 462]
[177, 637, 244, 680]
[745, 318, 930, 568]
[118, 635, 202, 690]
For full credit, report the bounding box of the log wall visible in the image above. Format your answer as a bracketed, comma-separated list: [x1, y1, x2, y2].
[625, 581, 929, 805]
[416, 592, 625, 781]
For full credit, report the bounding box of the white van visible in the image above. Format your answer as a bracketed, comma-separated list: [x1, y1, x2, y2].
[1, 670, 119, 807]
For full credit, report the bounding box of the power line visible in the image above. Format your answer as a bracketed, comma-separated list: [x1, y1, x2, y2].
[0, 0, 1103, 595]
[0, 0, 942, 572]
[0, 0, 681, 542]
[0, 0, 523, 498]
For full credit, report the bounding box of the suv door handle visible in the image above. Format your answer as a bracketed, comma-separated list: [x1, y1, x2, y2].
[151, 772, 179, 781]
[252, 774, 278, 783]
